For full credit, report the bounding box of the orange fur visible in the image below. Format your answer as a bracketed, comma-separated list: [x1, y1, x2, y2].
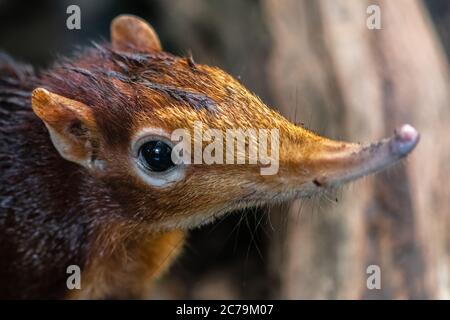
[0, 15, 416, 299]
[68, 229, 185, 299]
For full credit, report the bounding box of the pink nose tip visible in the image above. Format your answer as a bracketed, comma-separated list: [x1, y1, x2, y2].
[392, 124, 420, 156]
[397, 124, 419, 142]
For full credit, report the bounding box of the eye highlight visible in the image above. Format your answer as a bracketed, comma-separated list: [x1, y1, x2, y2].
[138, 140, 175, 172]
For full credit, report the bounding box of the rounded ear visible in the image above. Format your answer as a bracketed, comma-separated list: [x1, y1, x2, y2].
[111, 14, 162, 52]
[31, 88, 101, 170]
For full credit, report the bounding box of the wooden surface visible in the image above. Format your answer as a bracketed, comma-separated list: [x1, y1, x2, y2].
[264, 0, 450, 299]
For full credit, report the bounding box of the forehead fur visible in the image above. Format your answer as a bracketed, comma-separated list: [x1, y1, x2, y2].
[39, 43, 258, 146]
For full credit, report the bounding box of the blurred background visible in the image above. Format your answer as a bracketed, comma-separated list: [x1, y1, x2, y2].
[1, 0, 449, 299]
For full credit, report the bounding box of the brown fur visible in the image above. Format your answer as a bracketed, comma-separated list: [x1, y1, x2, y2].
[0, 15, 404, 299]
[68, 229, 185, 299]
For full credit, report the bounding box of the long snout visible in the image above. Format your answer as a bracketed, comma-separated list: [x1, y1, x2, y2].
[282, 124, 420, 188]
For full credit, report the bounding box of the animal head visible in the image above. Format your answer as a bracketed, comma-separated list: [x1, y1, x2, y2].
[31, 15, 419, 230]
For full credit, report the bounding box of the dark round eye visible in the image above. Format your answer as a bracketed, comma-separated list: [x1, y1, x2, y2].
[139, 140, 175, 172]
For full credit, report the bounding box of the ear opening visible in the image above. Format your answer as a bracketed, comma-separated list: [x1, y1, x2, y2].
[111, 14, 162, 52]
[31, 88, 101, 170]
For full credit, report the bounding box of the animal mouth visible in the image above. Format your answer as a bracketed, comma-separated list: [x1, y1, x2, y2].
[227, 124, 420, 210]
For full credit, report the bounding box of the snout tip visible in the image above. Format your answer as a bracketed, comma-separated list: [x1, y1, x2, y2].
[392, 124, 420, 156]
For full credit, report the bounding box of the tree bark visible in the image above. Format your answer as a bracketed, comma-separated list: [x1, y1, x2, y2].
[264, 0, 450, 299]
